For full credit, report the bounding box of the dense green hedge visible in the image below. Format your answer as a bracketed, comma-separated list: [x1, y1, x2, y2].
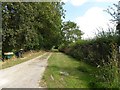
[59, 30, 119, 66]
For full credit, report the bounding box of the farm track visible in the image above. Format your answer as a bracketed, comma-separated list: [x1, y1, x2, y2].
[0, 52, 52, 89]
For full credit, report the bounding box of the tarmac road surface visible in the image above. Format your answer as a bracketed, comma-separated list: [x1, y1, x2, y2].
[0, 52, 51, 89]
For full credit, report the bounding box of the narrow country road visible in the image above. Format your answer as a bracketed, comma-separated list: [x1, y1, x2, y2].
[0, 52, 51, 89]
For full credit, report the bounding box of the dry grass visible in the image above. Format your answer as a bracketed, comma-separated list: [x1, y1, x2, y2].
[1, 50, 46, 69]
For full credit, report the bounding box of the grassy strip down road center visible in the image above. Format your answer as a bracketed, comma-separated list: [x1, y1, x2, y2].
[41, 52, 105, 88]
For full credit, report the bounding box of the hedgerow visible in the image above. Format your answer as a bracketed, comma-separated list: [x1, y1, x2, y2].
[59, 29, 120, 88]
[59, 29, 119, 66]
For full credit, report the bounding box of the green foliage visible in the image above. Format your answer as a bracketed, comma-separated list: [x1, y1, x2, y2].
[61, 21, 83, 45]
[59, 27, 119, 66]
[98, 44, 120, 88]
[2, 2, 65, 52]
[59, 27, 120, 88]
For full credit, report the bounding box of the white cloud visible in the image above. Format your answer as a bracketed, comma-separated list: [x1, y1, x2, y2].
[70, 0, 88, 6]
[96, 0, 118, 3]
[61, 0, 69, 3]
[61, 0, 88, 6]
[74, 7, 114, 39]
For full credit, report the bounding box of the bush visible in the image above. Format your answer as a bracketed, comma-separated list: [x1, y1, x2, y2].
[98, 44, 120, 88]
[59, 28, 119, 66]
[59, 26, 120, 88]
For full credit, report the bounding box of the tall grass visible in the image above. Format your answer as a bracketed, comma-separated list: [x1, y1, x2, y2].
[98, 43, 120, 88]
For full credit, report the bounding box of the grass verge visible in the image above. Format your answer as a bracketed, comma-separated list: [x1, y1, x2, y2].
[1, 50, 45, 69]
[40, 52, 101, 88]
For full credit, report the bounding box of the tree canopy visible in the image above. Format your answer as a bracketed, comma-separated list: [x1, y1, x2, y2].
[61, 21, 83, 45]
[2, 2, 65, 52]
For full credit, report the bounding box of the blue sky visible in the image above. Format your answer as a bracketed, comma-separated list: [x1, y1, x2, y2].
[62, 0, 118, 39]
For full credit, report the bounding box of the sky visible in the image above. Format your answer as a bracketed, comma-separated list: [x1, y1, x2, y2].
[62, 0, 119, 39]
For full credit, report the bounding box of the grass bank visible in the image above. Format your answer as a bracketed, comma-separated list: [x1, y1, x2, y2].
[41, 52, 102, 88]
[1, 50, 45, 69]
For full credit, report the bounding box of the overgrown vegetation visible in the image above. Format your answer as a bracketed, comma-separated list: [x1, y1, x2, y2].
[1, 1, 120, 88]
[59, 27, 120, 88]
[57, 3, 120, 88]
[59, 27, 118, 65]
[41, 52, 100, 88]
[2, 2, 65, 52]
[98, 44, 120, 88]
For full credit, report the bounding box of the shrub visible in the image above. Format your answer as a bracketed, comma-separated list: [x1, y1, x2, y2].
[59, 26, 120, 88]
[98, 43, 120, 88]
[59, 28, 119, 66]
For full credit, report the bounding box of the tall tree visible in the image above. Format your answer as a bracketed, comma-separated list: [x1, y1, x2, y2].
[62, 21, 83, 45]
[2, 2, 65, 52]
